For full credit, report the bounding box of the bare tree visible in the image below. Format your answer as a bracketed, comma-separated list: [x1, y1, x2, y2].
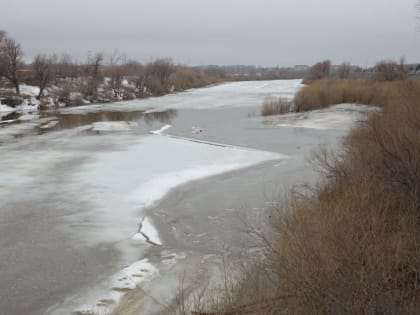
[148, 58, 174, 83]
[372, 58, 407, 81]
[0, 30, 5, 43]
[54, 53, 79, 80]
[337, 62, 351, 79]
[141, 58, 175, 95]
[88, 52, 103, 80]
[303, 60, 331, 84]
[106, 50, 125, 98]
[0, 36, 24, 94]
[85, 52, 103, 99]
[32, 54, 52, 99]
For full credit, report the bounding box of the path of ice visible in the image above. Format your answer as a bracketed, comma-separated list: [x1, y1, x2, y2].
[73, 134, 285, 247]
[59, 79, 303, 114]
[48, 133, 285, 315]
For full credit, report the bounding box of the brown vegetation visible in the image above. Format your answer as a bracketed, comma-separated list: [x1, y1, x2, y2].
[261, 77, 419, 116]
[293, 78, 420, 112]
[372, 59, 407, 82]
[32, 54, 52, 99]
[0, 30, 226, 107]
[260, 97, 292, 116]
[302, 60, 331, 84]
[207, 79, 420, 315]
[0, 35, 24, 94]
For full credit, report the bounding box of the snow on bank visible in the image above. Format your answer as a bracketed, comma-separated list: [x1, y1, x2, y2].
[150, 124, 172, 135]
[1, 84, 40, 110]
[0, 104, 15, 113]
[74, 259, 158, 315]
[19, 84, 40, 97]
[0, 101, 39, 113]
[263, 104, 380, 130]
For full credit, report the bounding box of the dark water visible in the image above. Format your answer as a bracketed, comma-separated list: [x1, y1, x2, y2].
[0, 108, 178, 144]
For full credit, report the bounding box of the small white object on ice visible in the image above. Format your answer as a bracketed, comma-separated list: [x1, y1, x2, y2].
[191, 126, 204, 134]
[150, 124, 172, 135]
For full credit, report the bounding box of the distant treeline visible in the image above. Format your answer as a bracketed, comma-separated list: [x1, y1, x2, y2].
[0, 30, 307, 108]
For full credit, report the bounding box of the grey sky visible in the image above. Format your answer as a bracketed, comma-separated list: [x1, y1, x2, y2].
[1, 0, 420, 66]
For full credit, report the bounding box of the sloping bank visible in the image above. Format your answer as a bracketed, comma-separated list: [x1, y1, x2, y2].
[208, 79, 420, 315]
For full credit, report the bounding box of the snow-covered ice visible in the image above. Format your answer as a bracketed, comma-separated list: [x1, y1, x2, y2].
[73, 259, 158, 315]
[263, 104, 379, 130]
[132, 217, 162, 245]
[72, 134, 285, 248]
[150, 124, 172, 135]
[59, 79, 303, 114]
[0, 104, 16, 113]
[91, 121, 139, 132]
[19, 113, 40, 121]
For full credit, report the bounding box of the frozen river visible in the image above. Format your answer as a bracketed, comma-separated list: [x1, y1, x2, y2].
[0, 80, 372, 315]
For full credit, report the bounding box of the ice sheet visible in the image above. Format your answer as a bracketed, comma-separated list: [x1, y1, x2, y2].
[73, 259, 158, 315]
[263, 104, 379, 130]
[132, 217, 162, 245]
[59, 79, 303, 114]
[71, 134, 284, 247]
[91, 121, 139, 132]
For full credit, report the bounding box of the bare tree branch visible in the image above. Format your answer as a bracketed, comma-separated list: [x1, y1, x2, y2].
[33, 54, 52, 99]
[0, 36, 24, 94]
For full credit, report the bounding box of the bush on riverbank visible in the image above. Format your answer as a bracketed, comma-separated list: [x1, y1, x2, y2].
[200, 79, 420, 315]
[293, 78, 420, 112]
[261, 97, 292, 116]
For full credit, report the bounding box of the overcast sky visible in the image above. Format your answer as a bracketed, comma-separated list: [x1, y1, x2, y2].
[1, 0, 420, 66]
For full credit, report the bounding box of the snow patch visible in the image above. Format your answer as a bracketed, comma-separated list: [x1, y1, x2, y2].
[91, 121, 138, 132]
[74, 259, 158, 315]
[192, 126, 204, 134]
[40, 120, 59, 129]
[132, 217, 162, 245]
[19, 114, 40, 121]
[264, 104, 379, 130]
[150, 124, 172, 135]
[59, 79, 303, 114]
[19, 84, 40, 97]
[0, 104, 16, 112]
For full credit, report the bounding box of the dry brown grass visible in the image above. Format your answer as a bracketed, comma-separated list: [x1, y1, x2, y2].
[293, 78, 420, 112]
[260, 97, 292, 116]
[212, 79, 420, 315]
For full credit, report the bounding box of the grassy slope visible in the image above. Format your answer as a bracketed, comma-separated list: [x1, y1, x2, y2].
[206, 79, 420, 315]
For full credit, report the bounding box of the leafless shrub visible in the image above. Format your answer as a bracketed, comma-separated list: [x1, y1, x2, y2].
[337, 62, 351, 79]
[53, 53, 79, 80]
[0, 30, 5, 43]
[372, 59, 407, 81]
[104, 49, 127, 98]
[293, 78, 420, 112]
[303, 60, 331, 84]
[211, 78, 420, 315]
[0, 35, 24, 94]
[82, 52, 104, 100]
[261, 97, 292, 116]
[32, 54, 52, 99]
